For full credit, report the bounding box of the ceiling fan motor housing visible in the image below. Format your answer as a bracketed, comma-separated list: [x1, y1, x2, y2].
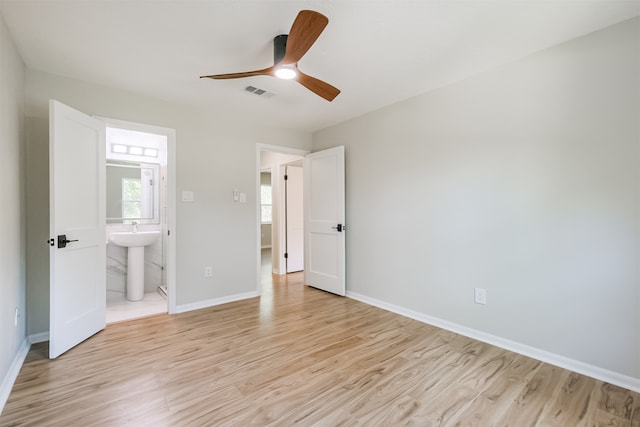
[274, 34, 288, 64]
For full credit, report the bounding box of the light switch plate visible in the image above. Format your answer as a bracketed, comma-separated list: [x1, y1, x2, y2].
[182, 190, 194, 202]
[239, 192, 247, 203]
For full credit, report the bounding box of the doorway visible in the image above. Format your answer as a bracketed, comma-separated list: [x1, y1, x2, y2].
[102, 118, 177, 322]
[283, 161, 304, 273]
[256, 145, 308, 293]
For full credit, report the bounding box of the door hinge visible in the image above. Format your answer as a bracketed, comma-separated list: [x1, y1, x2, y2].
[284, 174, 288, 181]
[284, 252, 288, 259]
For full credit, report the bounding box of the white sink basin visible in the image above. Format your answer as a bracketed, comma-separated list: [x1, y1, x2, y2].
[109, 230, 161, 248]
[109, 230, 161, 301]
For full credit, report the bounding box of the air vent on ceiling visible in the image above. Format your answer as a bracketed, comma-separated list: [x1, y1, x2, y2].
[244, 85, 275, 99]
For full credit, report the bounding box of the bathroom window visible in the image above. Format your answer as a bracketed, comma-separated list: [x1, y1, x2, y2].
[261, 184, 272, 224]
[122, 178, 142, 219]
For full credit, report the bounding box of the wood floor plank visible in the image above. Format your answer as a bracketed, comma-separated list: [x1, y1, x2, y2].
[2, 272, 639, 426]
[535, 371, 597, 426]
[496, 363, 566, 426]
[446, 354, 542, 426]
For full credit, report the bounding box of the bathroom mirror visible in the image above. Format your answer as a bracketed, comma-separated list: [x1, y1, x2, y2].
[107, 160, 160, 224]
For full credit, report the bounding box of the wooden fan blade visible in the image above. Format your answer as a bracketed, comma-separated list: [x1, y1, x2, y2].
[281, 10, 328, 65]
[296, 71, 340, 101]
[200, 66, 274, 80]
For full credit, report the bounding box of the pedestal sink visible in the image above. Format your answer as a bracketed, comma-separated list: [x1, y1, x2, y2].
[109, 231, 161, 301]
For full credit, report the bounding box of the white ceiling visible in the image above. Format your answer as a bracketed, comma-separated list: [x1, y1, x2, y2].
[1, 1, 638, 133]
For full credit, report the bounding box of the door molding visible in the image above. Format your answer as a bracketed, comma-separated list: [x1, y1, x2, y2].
[256, 144, 309, 295]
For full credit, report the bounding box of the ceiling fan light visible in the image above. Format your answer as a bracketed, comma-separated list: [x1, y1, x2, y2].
[275, 67, 297, 80]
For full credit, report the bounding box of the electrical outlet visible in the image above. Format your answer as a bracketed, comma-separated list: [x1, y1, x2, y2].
[474, 288, 487, 305]
[204, 266, 213, 277]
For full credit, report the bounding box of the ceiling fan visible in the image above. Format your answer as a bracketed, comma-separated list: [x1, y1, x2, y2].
[201, 10, 340, 102]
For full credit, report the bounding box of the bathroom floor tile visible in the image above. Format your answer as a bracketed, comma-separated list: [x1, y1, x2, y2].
[106, 291, 167, 324]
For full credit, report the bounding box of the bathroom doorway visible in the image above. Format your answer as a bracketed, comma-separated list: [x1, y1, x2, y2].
[103, 119, 176, 323]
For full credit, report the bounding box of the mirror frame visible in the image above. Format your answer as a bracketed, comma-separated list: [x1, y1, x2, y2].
[106, 160, 161, 224]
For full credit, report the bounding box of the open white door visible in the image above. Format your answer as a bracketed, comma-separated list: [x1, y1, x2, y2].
[49, 100, 106, 358]
[285, 165, 304, 273]
[304, 146, 345, 295]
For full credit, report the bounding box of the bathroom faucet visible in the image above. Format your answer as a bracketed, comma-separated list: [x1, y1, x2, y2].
[132, 221, 138, 233]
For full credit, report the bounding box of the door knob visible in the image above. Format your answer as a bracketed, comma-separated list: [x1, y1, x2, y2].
[57, 234, 79, 248]
[331, 224, 343, 232]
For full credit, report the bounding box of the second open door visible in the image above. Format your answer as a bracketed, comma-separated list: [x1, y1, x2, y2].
[303, 146, 345, 296]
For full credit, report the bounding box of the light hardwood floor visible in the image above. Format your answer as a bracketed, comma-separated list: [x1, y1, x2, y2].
[2, 272, 639, 426]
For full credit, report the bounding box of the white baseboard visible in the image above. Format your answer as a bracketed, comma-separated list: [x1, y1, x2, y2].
[29, 332, 49, 344]
[175, 291, 259, 314]
[347, 290, 640, 393]
[0, 338, 30, 416]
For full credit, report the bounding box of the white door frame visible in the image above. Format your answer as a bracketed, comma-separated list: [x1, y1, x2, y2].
[256, 144, 309, 295]
[100, 117, 177, 313]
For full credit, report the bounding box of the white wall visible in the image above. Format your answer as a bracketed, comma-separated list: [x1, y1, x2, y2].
[314, 18, 640, 382]
[0, 11, 26, 410]
[25, 70, 312, 333]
